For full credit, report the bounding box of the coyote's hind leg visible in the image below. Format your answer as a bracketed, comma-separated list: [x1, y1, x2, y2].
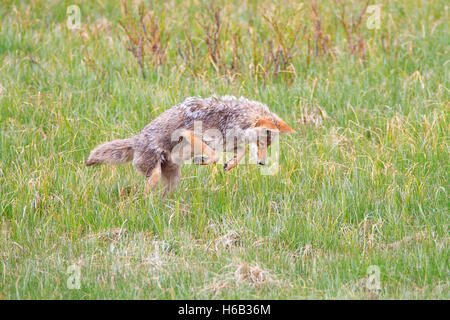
[180, 130, 219, 165]
[161, 161, 181, 197]
[133, 150, 162, 195]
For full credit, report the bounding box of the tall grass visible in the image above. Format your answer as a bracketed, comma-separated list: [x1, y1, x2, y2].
[0, 0, 448, 299]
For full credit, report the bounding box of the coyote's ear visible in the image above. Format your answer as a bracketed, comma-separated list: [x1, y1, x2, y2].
[254, 119, 279, 132]
[275, 118, 296, 133]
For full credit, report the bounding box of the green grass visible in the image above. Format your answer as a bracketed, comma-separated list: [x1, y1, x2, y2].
[0, 0, 448, 299]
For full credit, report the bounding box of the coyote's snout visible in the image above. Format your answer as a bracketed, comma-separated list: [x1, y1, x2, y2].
[86, 96, 296, 197]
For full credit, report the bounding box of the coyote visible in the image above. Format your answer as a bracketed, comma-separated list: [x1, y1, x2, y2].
[86, 96, 295, 196]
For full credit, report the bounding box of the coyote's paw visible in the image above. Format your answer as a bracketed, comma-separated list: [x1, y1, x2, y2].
[193, 156, 207, 165]
[224, 159, 238, 171]
[193, 155, 219, 165]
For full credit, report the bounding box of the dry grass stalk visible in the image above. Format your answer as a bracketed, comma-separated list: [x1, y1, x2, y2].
[310, 2, 335, 58]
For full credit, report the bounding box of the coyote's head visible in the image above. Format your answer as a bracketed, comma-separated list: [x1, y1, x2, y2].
[250, 115, 296, 165]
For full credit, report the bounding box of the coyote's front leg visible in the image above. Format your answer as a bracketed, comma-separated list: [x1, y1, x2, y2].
[223, 146, 246, 171]
[181, 130, 220, 165]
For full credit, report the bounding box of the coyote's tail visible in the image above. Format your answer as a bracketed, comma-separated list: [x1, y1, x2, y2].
[85, 137, 135, 166]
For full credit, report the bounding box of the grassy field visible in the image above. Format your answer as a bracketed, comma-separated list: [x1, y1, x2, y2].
[0, 0, 448, 299]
